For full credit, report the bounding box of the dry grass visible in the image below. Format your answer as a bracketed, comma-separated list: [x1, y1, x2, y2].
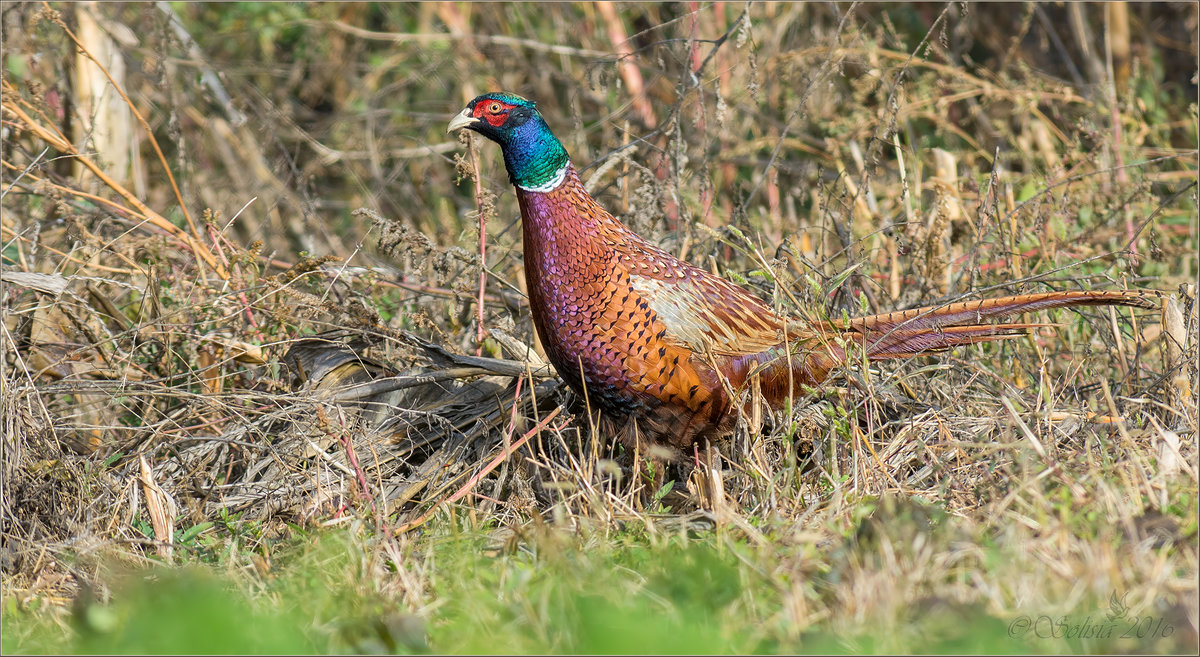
[2, 2, 1197, 653]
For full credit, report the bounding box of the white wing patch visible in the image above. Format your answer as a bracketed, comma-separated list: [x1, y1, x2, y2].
[627, 273, 779, 354]
[628, 274, 711, 350]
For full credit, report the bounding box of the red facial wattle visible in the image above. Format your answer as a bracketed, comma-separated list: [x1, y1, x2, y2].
[473, 100, 516, 127]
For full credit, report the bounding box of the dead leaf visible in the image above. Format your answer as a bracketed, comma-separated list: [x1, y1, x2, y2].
[139, 454, 177, 561]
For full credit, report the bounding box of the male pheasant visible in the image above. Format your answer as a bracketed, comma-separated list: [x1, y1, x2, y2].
[448, 92, 1158, 457]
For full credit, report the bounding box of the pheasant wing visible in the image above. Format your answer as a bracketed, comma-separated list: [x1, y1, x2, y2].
[619, 240, 785, 357]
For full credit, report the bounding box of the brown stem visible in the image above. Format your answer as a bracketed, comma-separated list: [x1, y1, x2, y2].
[45, 3, 214, 275]
[3, 79, 228, 279]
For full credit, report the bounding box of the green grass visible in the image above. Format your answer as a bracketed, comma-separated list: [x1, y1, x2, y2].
[6, 503, 1193, 654]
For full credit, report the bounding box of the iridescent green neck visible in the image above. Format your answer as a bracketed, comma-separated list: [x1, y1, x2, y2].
[504, 117, 570, 192]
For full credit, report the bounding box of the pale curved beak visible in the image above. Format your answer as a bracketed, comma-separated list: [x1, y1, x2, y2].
[446, 108, 479, 134]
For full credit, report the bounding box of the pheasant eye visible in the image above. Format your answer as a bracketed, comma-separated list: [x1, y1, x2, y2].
[488, 102, 503, 114]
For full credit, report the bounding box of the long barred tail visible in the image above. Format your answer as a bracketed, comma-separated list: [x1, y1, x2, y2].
[838, 290, 1162, 359]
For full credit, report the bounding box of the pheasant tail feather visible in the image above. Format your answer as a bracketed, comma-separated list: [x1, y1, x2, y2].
[844, 290, 1161, 359]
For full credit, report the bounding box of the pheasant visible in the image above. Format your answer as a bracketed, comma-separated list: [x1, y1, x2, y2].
[448, 92, 1159, 457]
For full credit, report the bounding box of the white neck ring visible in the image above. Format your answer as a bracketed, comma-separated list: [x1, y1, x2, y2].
[516, 164, 568, 193]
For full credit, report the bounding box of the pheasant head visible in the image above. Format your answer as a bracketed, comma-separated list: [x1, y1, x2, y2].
[446, 92, 569, 192]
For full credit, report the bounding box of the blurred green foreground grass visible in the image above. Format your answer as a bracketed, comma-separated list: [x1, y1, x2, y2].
[6, 508, 1192, 655]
